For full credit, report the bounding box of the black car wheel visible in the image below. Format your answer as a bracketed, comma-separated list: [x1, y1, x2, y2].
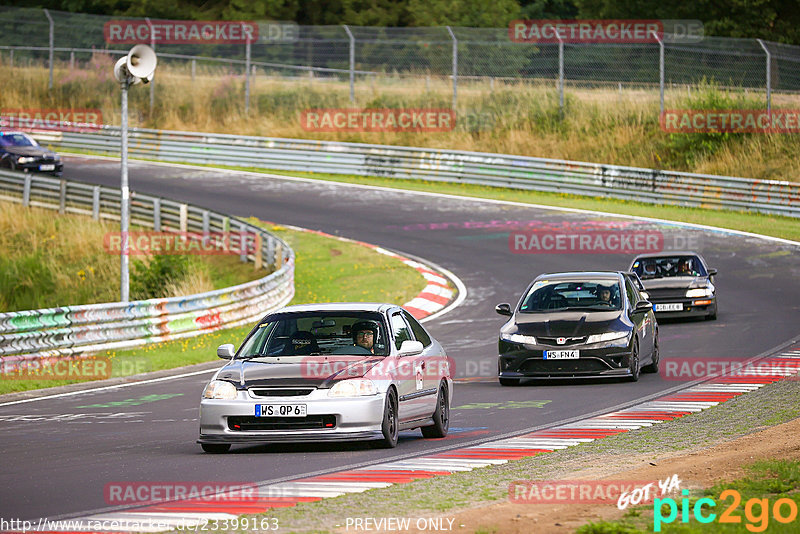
[642, 333, 659, 373]
[499, 377, 520, 386]
[422, 381, 450, 438]
[627, 340, 640, 382]
[201, 443, 231, 454]
[377, 389, 399, 448]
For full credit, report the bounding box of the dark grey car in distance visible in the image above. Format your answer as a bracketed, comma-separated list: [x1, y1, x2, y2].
[495, 271, 659, 386]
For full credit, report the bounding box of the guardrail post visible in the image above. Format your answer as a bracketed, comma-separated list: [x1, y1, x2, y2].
[343, 25, 355, 104]
[43, 9, 54, 90]
[202, 210, 210, 247]
[222, 216, 230, 233]
[70, 50, 74, 70]
[275, 241, 283, 270]
[58, 179, 66, 214]
[9, 49, 13, 68]
[92, 186, 100, 220]
[238, 222, 247, 263]
[152, 198, 161, 230]
[191, 58, 196, 82]
[254, 233, 263, 270]
[267, 235, 275, 266]
[446, 26, 458, 111]
[757, 39, 772, 116]
[179, 204, 188, 232]
[22, 174, 31, 207]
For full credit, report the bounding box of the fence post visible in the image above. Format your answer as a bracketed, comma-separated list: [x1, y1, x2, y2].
[59, 179, 66, 214]
[179, 204, 188, 232]
[757, 39, 772, 116]
[92, 186, 100, 221]
[22, 174, 31, 207]
[244, 23, 251, 114]
[152, 198, 161, 230]
[557, 36, 564, 118]
[254, 233, 263, 270]
[446, 26, 458, 111]
[43, 9, 54, 89]
[343, 25, 355, 103]
[70, 50, 75, 70]
[239, 222, 248, 263]
[145, 18, 155, 113]
[9, 49, 13, 68]
[651, 30, 664, 115]
[191, 58, 196, 81]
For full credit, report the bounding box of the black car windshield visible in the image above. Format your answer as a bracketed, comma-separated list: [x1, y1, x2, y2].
[520, 279, 623, 312]
[237, 312, 390, 358]
[0, 133, 38, 148]
[631, 256, 707, 279]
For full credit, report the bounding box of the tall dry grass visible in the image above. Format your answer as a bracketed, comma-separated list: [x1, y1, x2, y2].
[0, 201, 261, 312]
[1, 53, 799, 180]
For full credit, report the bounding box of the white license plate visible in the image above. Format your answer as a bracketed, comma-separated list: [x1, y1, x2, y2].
[255, 404, 307, 417]
[544, 350, 579, 360]
[39, 164, 55, 171]
[655, 303, 683, 312]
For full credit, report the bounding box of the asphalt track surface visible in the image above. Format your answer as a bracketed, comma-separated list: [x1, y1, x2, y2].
[1, 155, 799, 522]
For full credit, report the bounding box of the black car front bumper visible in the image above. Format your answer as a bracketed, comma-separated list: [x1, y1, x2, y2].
[498, 342, 635, 379]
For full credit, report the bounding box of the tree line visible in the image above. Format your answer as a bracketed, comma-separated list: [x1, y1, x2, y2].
[8, 0, 800, 44]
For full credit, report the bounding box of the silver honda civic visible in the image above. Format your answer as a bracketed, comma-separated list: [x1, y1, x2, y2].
[198, 303, 453, 452]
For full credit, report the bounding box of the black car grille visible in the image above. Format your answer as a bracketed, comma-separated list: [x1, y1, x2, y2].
[519, 358, 610, 374]
[646, 288, 688, 300]
[249, 388, 314, 397]
[228, 415, 336, 431]
[537, 336, 588, 346]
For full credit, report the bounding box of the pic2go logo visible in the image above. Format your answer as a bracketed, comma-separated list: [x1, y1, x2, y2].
[654, 489, 799, 532]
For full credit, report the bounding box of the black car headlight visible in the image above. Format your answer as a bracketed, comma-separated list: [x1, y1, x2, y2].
[586, 331, 629, 344]
[500, 333, 537, 345]
[17, 156, 35, 164]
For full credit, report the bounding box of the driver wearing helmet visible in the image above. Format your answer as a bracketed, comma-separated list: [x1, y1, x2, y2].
[351, 320, 379, 353]
[597, 285, 612, 304]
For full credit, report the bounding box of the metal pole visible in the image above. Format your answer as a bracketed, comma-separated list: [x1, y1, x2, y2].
[652, 30, 664, 115]
[43, 9, 54, 89]
[557, 36, 564, 117]
[343, 25, 355, 103]
[146, 18, 155, 113]
[757, 39, 771, 115]
[245, 27, 251, 114]
[446, 26, 457, 111]
[120, 80, 130, 302]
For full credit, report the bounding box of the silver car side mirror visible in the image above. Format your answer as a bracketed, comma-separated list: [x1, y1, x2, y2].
[398, 340, 423, 357]
[217, 344, 235, 359]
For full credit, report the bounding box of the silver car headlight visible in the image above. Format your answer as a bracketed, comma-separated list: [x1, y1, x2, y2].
[328, 378, 378, 397]
[501, 333, 537, 345]
[202, 380, 237, 400]
[586, 331, 629, 344]
[686, 287, 714, 298]
[17, 156, 35, 164]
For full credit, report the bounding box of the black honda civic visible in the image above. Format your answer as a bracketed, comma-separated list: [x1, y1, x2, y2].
[495, 271, 659, 386]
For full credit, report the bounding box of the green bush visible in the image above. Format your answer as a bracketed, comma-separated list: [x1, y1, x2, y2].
[130, 255, 190, 300]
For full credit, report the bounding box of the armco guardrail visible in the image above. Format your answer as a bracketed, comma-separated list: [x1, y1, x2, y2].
[0, 169, 294, 366]
[32, 126, 800, 218]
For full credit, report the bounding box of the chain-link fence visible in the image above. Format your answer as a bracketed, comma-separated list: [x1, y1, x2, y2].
[1, 6, 798, 116]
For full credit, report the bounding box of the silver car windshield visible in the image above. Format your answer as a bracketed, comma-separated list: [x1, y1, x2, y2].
[520, 280, 623, 312]
[632, 256, 706, 279]
[237, 312, 390, 358]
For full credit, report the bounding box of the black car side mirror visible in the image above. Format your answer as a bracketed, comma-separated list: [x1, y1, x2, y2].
[495, 303, 512, 316]
[707, 268, 717, 277]
[632, 300, 653, 314]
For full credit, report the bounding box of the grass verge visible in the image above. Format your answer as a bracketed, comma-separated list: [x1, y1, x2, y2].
[0, 201, 263, 311]
[0, 220, 427, 395]
[240, 378, 800, 533]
